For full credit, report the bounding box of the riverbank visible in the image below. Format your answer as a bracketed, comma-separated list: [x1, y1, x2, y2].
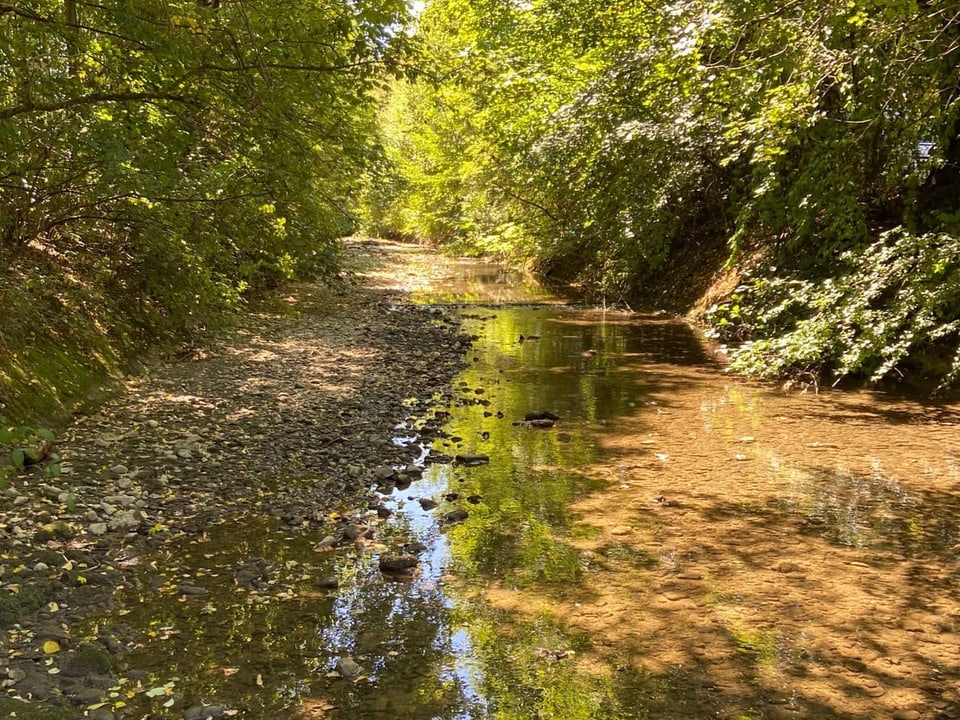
[0, 239, 471, 717]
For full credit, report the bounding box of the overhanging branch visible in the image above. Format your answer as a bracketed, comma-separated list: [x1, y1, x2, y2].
[0, 91, 198, 120]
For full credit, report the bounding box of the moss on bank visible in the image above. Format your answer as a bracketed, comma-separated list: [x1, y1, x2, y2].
[0, 269, 147, 427]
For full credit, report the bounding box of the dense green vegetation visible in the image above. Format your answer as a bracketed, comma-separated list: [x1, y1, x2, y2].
[4, 0, 960, 412]
[0, 0, 410, 420]
[363, 0, 960, 393]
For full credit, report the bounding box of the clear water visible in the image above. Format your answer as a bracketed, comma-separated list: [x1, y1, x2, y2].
[94, 248, 960, 719]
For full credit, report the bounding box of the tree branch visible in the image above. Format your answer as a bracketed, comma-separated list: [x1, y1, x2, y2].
[201, 60, 379, 74]
[0, 91, 198, 120]
[0, 4, 46, 21]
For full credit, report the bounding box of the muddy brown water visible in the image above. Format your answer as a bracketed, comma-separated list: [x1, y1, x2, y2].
[92, 248, 960, 719]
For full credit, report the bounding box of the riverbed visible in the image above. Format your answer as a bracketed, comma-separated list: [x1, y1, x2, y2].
[13, 241, 959, 719]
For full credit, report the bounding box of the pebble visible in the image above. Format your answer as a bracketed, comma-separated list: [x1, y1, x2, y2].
[177, 584, 208, 596]
[88, 523, 108, 536]
[185, 705, 227, 720]
[104, 494, 137, 508]
[335, 657, 362, 678]
[40, 484, 63, 500]
[374, 466, 396, 481]
[108, 510, 142, 532]
[343, 524, 370, 540]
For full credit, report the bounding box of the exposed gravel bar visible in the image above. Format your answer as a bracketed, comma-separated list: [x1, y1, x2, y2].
[0, 240, 470, 713]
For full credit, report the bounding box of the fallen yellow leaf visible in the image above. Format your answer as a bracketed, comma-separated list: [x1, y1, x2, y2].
[42, 640, 60, 654]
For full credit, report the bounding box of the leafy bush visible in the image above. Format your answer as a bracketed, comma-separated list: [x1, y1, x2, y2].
[716, 229, 960, 392]
[0, 418, 58, 486]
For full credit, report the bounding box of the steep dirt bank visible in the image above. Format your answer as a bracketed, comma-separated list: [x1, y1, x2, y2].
[0, 239, 470, 717]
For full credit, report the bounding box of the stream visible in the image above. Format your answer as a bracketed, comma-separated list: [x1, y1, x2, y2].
[91, 249, 960, 719]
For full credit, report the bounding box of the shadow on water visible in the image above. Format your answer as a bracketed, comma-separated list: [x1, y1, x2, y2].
[89, 247, 960, 719]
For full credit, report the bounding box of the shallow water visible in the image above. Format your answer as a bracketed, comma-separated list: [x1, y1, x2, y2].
[97, 248, 960, 719]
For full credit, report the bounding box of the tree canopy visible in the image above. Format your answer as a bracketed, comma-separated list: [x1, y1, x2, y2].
[363, 0, 960, 392]
[3, 0, 960, 409]
[0, 0, 411, 418]
[2, 0, 410, 317]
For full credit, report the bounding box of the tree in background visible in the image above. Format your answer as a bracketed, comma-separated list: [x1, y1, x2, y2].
[366, 0, 960, 392]
[0, 0, 410, 418]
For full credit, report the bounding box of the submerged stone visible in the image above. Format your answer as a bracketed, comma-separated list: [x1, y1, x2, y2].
[379, 555, 418, 574]
[454, 454, 489, 466]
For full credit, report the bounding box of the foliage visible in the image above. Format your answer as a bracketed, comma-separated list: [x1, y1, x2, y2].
[0, 0, 411, 418]
[363, 0, 960, 388]
[714, 229, 960, 391]
[0, 416, 57, 485]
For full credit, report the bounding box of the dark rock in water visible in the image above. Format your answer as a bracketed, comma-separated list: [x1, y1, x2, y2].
[185, 704, 227, 720]
[379, 555, 418, 574]
[14, 665, 57, 700]
[98, 633, 124, 654]
[315, 575, 339, 590]
[418, 497, 438, 510]
[234, 558, 271, 587]
[72, 682, 112, 705]
[376, 506, 393, 519]
[466, 494, 483, 504]
[394, 475, 413, 490]
[525, 411, 560, 422]
[454, 454, 489, 466]
[444, 508, 469, 523]
[521, 418, 556, 429]
[62, 642, 113, 677]
[177, 584, 208, 596]
[445, 492, 460, 501]
[402, 540, 428, 554]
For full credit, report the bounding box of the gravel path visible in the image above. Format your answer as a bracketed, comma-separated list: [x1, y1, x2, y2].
[0, 240, 471, 713]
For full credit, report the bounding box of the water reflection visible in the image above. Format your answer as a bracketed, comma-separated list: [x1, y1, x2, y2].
[96, 247, 960, 719]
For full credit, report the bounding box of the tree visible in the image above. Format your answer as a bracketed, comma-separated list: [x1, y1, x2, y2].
[366, 0, 960, 390]
[0, 0, 411, 419]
